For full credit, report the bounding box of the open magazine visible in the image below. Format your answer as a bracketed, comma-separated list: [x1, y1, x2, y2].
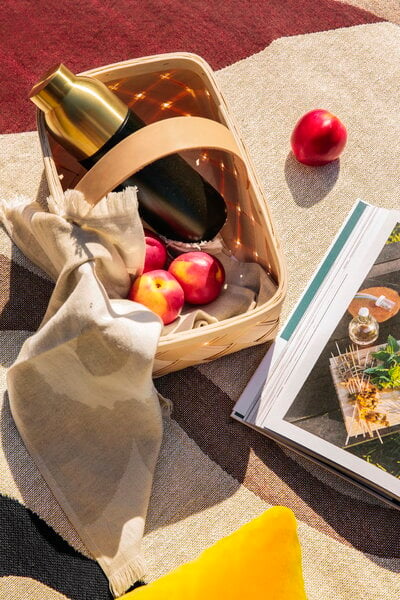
[233, 200, 400, 508]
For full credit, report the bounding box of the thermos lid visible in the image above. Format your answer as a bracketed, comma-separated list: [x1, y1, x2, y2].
[29, 64, 129, 159]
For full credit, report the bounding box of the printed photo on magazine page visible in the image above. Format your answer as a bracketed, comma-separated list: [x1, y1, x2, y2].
[285, 222, 400, 478]
[233, 201, 400, 507]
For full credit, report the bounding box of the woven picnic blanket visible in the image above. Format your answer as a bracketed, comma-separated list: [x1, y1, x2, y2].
[1, 2, 400, 599]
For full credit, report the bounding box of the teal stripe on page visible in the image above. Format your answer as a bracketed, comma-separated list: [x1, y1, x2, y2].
[280, 200, 367, 342]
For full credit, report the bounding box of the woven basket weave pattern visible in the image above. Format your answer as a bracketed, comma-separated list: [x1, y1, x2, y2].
[36, 53, 287, 375]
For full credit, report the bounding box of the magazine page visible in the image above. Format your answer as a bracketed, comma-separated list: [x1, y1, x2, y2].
[234, 199, 383, 422]
[259, 210, 400, 505]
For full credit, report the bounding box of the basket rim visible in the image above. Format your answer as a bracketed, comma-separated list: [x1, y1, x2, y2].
[78, 51, 218, 77]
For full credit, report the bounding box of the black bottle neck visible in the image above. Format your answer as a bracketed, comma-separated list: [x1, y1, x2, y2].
[80, 110, 145, 170]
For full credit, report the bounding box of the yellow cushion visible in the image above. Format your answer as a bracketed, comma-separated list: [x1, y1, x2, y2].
[121, 506, 307, 599]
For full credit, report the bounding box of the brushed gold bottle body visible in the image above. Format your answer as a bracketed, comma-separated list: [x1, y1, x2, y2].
[29, 64, 128, 160]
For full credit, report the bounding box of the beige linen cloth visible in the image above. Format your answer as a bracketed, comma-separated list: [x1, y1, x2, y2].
[0, 187, 166, 596]
[163, 252, 276, 334]
[0, 183, 273, 595]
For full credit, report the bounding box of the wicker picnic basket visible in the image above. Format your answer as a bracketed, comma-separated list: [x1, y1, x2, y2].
[35, 52, 287, 376]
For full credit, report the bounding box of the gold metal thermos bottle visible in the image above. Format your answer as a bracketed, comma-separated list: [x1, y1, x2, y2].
[29, 64, 227, 243]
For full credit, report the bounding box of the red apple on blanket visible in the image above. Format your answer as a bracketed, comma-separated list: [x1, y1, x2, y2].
[129, 270, 184, 325]
[143, 229, 168, 273]
[168, 251, 225, 305]
[290, 109, 347, 166]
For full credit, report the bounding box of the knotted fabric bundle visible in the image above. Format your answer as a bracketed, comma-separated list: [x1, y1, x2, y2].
[0, 188, 165, 596]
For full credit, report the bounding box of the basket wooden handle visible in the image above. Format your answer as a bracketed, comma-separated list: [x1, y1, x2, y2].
[75, 116, 247, 205]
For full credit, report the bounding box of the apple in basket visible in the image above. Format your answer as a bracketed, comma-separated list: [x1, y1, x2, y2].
[129, 270, 185, 325]
[168, 251, 225, 305]
[290, 109, 347, 166]
[143, 228, 168, 273]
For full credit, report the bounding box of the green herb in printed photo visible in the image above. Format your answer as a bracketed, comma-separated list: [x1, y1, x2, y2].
[364, 335, 400, 389]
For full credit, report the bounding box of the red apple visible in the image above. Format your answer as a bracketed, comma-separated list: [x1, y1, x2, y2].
[168, 251, 225, 305]
[129, 269, 184, 325]
[143, 229, 168, 273]
[290, 109, 347, 166]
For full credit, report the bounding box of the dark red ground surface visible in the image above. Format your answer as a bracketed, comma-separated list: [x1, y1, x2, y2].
[0, 0, 382, 133]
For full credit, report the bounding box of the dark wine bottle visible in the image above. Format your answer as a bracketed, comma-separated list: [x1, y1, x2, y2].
[29, 64, 227, 243]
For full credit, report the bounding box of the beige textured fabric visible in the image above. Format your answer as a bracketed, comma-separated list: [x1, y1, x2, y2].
[1, 21, 400, 600]
[0, 578, 70, 600]
[340, 0, 400, 24]
[142, 419, 400, 600]
[216, 22, 400, 325]
[0, 189, 165, 596]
